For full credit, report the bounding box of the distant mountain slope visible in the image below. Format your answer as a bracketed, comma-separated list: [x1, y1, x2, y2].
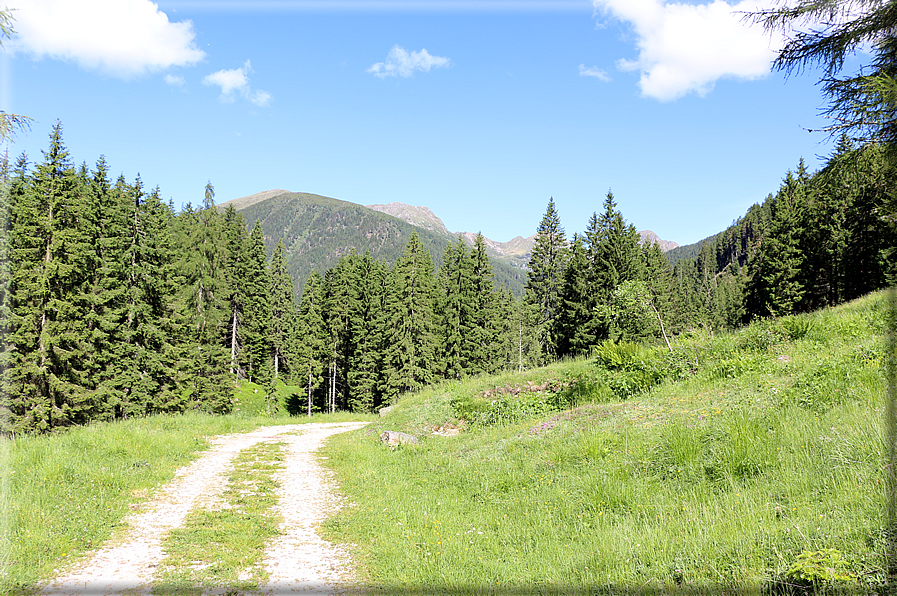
[223, 189, 291, 211]
[366, 203, 451, 235]
[665, 234, 719, 266]
[220, 191, 527, 297]
[221, 192, 680, 294]
[638, 230, 679, 252]
[367, 202, 535, 269]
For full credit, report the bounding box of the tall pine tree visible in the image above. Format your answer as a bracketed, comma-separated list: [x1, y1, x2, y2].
[384, 232, 438, 397]
[524, 197, 568, 359]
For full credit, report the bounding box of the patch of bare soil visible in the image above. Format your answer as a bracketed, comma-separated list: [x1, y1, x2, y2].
[39, 422, 369, 596]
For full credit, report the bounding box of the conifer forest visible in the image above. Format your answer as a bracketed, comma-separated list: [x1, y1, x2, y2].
[1, 122, 894, 433]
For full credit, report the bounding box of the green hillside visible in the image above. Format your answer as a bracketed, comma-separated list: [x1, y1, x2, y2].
[322, 290, 890, 593]
[665, 232, 719, 266]
[3, 291, 889, 593]
[226, 191, 527, 296]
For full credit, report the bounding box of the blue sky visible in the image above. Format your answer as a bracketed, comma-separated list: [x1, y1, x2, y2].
[2, 0, 853, 246]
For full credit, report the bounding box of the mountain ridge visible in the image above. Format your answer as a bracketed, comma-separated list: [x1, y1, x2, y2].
[219, 190, 528, 296]
[365, 202, 535, 268]
[219, 191, 680, 295]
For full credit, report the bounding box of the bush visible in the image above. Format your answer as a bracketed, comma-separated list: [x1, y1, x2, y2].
[449, 394, 492, 422]
[554, 371, 615, 405]
[709, 353, 766, 380]
[780, 549, 853, 592]
[594, 339, 645, 370]
[779, 315, 814, 340]
[595, 340, 695, 399]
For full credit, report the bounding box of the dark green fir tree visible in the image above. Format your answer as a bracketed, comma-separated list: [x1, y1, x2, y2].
[524, 197, 568, 360]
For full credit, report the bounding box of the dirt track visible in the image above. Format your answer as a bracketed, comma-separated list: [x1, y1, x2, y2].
[39, 422, 369, 596]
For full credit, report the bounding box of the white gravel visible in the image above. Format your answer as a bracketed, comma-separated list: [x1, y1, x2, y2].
[39, 422, 369, 596]
[261, 422, 369, 594]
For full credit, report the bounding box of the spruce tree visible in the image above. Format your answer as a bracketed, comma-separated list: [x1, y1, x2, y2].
[242, 219, 273, 384]
[524, 197, 568, 359]
[8, 122, 96, 429]
[436, 236, 473, 379]
[322, 254, 356, 412]
[176, 183, 231, 412]
[222, 204, 248, 379]
[127, 184, 184, 413]
[641, 241, 681, 345]
[347, 251, 388, 412]
[269, 239, 295, 380]
[499, 290, 543, 372]
[839, 143, 895, 300]
[80, 159, 130, 417]
[0, 152, 15, 431]
[555, 233, 593, 356]
[805, 135, 852, 309]
[585, 191, 645, 342]
[385, 232, 438, 396]
[747, 169, 809, 317]
[466, 233, 502, 375]
[295, 270, 328, 415]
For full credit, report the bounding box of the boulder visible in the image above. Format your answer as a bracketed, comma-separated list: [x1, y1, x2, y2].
[379, 405, 394, 417]
[380, 430, 418, 446]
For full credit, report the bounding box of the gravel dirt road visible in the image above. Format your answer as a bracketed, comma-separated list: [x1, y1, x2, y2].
[39, 422, 369, 596]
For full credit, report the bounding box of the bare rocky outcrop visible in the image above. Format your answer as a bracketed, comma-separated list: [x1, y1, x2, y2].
[379, 430, 419, 446]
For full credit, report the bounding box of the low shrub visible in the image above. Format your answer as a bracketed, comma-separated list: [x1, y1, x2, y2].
[776, 549, 854, 593]
[779, 315, 814, 341]
[594, 340, 696, 399]
[594, 339, 645, 370]
[709, 352, 766, 380]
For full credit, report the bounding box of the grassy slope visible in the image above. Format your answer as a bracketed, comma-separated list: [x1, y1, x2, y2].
[322, 291, 889, 594]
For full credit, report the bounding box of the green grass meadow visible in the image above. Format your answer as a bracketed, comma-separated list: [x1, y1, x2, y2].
[321, 291, 891, 594]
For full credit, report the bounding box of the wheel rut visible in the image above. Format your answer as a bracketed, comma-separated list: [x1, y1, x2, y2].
[39, 422, 369, 596]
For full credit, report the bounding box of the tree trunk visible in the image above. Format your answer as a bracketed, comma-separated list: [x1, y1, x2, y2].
[307, 370, 313, 417]
[230, 306, 238, 377]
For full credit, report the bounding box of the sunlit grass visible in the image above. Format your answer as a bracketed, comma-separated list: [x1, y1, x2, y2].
[322, 291, 888, 593]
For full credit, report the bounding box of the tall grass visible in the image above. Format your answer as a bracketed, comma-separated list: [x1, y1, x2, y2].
[322, 292, 889, 593]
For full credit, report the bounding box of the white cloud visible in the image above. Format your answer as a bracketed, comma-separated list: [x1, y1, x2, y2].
[368, 45, 452, 78]
[10, 0, 205, 78]
[593, 0, 784, 101]
[164, 73, 186, 87]
[202, 60, 272, 107]
[579, 64, 611, 82]
[248, 89, 272, 107]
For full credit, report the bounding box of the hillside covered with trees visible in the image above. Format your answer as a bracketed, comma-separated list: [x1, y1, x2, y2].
[224, 191, 528, 297]
[523, 136, 895, 365]
[0, 124, 530, 432]
[1, 122, 893, 434]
